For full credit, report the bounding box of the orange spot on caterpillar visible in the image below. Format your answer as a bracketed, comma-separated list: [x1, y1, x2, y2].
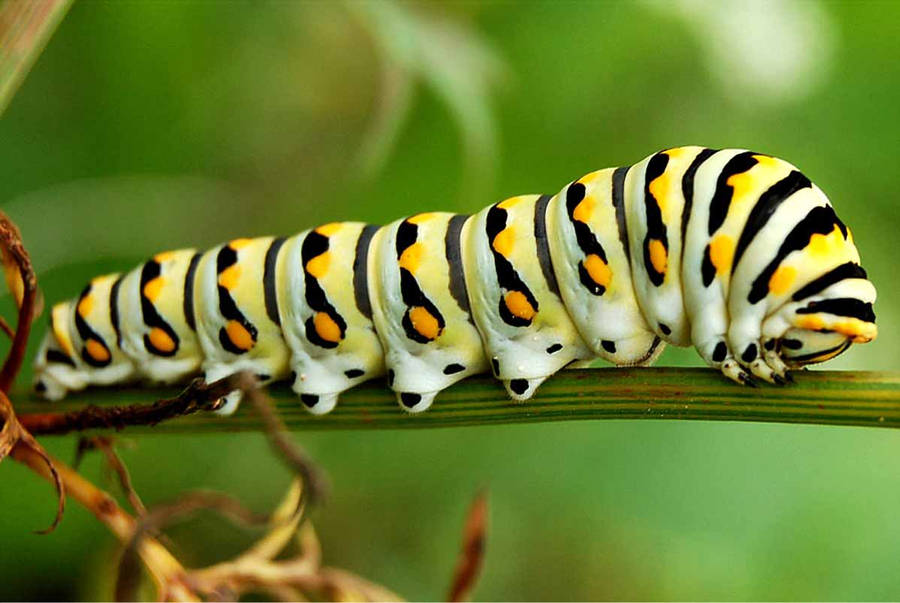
[648, 239, 667, 276]
[504, 290, 536, 321]
[84, 338, 110, 363]
[148, 327, 176, 353]
[225, 320, 255, 351]
[583, 253, 611, 288]
[313, 311, 343, 344]
[408, 305, 441, 340]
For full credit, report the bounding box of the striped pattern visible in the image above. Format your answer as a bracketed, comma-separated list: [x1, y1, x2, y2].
[33, 147, 878, 413]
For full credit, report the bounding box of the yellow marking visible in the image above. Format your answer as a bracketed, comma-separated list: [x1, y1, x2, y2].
[305, 251, 330, 279]
[51, 304, 75, 357]
[225, 320, 255, 351]
[807, 226, 844, 258]
[143, 276, 164, 301]
[407, 213, 437, 225]
[409, 305, 441, 340]
[313, 311, 343, 343]
[398, 242, 424, 273]
[578, 170, 603, 185]
[648, 238, 668, 275]
[497, 196, 526, 210]
[768, 265, 796, 295]
[572, 195, 595, 223]
[583, 253, 611, 289]
[648, 171, 673, 213]
[218, 264, 241, 290]
[832, 320, 877, 343]
[229, 237, 253, 249]
[492, 227, 515, 258]
[315, 222, 342, 237]
[504, 290, 536, 321]
[154, 250, 177, 263]
[664, 147, 693, 159]
[726, 155, 783, 207]
[148, 327, 176, 353]
[709, 234, 735, 275]
[77, 294, 94, 317]
[85, 339, 110, 363]
[798, 316, 825, 331]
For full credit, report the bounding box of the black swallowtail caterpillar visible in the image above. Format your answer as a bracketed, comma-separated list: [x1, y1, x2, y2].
[33, 146, 878, 414]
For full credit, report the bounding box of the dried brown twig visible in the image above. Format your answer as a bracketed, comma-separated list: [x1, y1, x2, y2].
[74, 436, 147, 516]
[448, 491, 489, 602]
[17, 373, 244, 435]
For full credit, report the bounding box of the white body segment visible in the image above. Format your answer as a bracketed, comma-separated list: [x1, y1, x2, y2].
[462, 195, 591, 400]
[368, 213, 488, 411]
[276, 224, 385, 415]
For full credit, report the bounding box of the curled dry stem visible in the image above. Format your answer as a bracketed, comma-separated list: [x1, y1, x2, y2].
[0, 209, 40, 392]
[10, 442, 198, 601]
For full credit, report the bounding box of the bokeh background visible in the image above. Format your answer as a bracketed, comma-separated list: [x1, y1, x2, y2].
[1, 1, 899, 599]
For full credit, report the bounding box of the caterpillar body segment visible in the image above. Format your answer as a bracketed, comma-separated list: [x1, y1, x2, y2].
[33, 146, 879, 414]
[115, 249, 204, 385]
[276, 223, 385, 415]
[463, 195, 593, 401]
[368, 213, 487, 411]
[546, 169, 662, 366]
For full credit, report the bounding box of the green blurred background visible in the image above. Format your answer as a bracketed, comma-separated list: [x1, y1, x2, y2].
[1, 1, 899, 600]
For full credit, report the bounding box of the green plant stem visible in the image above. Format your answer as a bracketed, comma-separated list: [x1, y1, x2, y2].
[0, 0, 73, 116]
[12, 368, 900, 434]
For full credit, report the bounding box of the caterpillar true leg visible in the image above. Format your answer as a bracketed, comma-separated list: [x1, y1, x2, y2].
[33, 147, 879, 415]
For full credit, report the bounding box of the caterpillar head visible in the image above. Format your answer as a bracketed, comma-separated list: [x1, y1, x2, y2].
[776, 267, 877, 368]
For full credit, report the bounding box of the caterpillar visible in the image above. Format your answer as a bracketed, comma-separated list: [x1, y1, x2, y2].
[32, 146, 878, 415]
